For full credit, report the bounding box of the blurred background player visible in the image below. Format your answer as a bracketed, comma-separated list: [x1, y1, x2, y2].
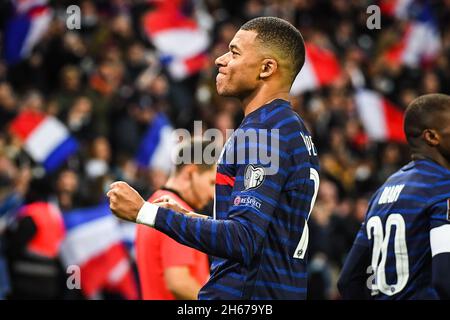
[136, 139, 215, 300]
[338, 93, 450, 299]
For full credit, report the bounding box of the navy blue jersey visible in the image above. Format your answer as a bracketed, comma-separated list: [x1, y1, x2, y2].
[154, 99, 320, 299]
[354, 159, 450, 299]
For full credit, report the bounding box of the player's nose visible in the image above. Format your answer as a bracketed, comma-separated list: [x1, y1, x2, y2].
[215, 52, 229, 68]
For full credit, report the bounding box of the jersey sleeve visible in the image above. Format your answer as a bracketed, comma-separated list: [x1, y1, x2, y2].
[353, 222, 370, 248]
[337, 239, 371, 299]
[338, 195, 376, 299]
[429, 198, 450, 257]
[153, 125, 289, 266]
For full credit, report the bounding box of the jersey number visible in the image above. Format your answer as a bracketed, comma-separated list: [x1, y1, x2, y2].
[293, 168, 319, 259]
[367, 214, 409, 296]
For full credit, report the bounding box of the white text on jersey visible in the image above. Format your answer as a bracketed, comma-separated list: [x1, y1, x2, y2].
[378, 184, 405, 205]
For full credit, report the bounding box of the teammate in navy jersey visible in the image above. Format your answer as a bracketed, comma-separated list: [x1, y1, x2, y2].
[107, 17, 320, 299]
[338, 93, 450, 299]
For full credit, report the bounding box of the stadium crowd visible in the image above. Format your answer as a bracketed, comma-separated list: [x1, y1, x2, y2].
[0, 0, 449, 299]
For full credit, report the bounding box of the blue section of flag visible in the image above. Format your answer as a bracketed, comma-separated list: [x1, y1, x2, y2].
[63, 202, 111, 231]
[135, 113, 170, 168]
[410, 0, 435, 23]
[43, 136, 79, 173]
[4, 13, 31, 65]
[159, 54, 174, 66]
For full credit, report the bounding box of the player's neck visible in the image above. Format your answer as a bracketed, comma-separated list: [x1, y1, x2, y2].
[241, 88, 290, 117]
[412, 152, 450, 171]
[164, 177, 198, 209]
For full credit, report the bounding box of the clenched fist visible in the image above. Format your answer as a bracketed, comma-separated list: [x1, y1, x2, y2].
[107, 181, 145, 222]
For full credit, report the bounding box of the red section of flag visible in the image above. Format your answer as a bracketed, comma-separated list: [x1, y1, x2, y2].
[80, 243, 136, 298]
[9, 110, 46, 141]
[216, 172, 235, 188]
[28, 5, 48, 18]
[382, 98, 406, 142]
[379, 0, 397, 16]
[144, 2, 196, 36]
[104, 262, 139, 300]
[185, 53, 207, 74]
[384, 24, 411, 66]
[306, 44, 341, 85]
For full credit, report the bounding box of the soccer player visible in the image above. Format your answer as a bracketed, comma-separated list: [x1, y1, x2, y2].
[338, 93, 450, 299]
[136, 140, 214, 300]
[108, 17, 320, 299]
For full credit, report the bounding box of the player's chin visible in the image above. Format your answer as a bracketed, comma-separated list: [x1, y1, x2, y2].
[216, 85, 234, 97]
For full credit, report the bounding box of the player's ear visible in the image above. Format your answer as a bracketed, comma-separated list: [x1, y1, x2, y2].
[259, 58, 277, 79]
[423, 129, 439, 147]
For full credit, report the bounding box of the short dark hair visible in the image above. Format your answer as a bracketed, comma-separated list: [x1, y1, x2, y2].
[404, 93, 450, 145]
[240, 16, 305, 84]
[175, 139, 217, 173]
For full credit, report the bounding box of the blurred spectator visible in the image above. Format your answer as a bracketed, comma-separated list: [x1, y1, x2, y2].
[50, 169, 80, 212]
[52, 65, 84, 117]
[0, 154, 31, 299]
[5, 200, 64, 300]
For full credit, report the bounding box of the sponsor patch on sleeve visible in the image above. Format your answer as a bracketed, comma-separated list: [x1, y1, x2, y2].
[233, 195, 262, 211]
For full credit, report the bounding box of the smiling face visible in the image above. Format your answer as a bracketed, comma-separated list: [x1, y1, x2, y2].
[215, 29, 265, 99]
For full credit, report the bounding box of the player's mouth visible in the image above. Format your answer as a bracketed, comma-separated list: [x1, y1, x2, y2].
[216, 72, 226, 83]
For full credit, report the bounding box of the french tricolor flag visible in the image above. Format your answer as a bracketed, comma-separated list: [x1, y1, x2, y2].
[4, 0, 52, 65]
[135, 113, 174, 174]
[60, 203, 138, 299]
[354, 89, 406, 143]
[291, 43, 341, 95]
[383, 0, 441, 68]
[9, 111, 78, 173]
[143, 0, 209, 80]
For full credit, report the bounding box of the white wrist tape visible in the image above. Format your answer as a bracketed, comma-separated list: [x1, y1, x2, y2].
[136, 202, 159, 227]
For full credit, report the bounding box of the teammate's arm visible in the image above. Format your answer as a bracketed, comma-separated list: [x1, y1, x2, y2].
[431, 253, 450, 299]
[337, 223, 371, 300]
[337, 241, 371, 299]
[430, 199, 450, 299]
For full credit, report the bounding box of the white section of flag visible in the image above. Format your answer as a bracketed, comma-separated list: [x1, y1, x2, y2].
[24, 116, 69, 162]
[290, 55, 318, 95]
[107, 258, 130, 284]
[402, 22, 441, 67]
[354, 90, 387, 141]
[168, 59, 188, 80]
[394, 0, 413, 19]
[21, 7, 52, 58]
[150, 125, 175, 174]
[60, 216, 121, 266]
[153, 29, 209, 59]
